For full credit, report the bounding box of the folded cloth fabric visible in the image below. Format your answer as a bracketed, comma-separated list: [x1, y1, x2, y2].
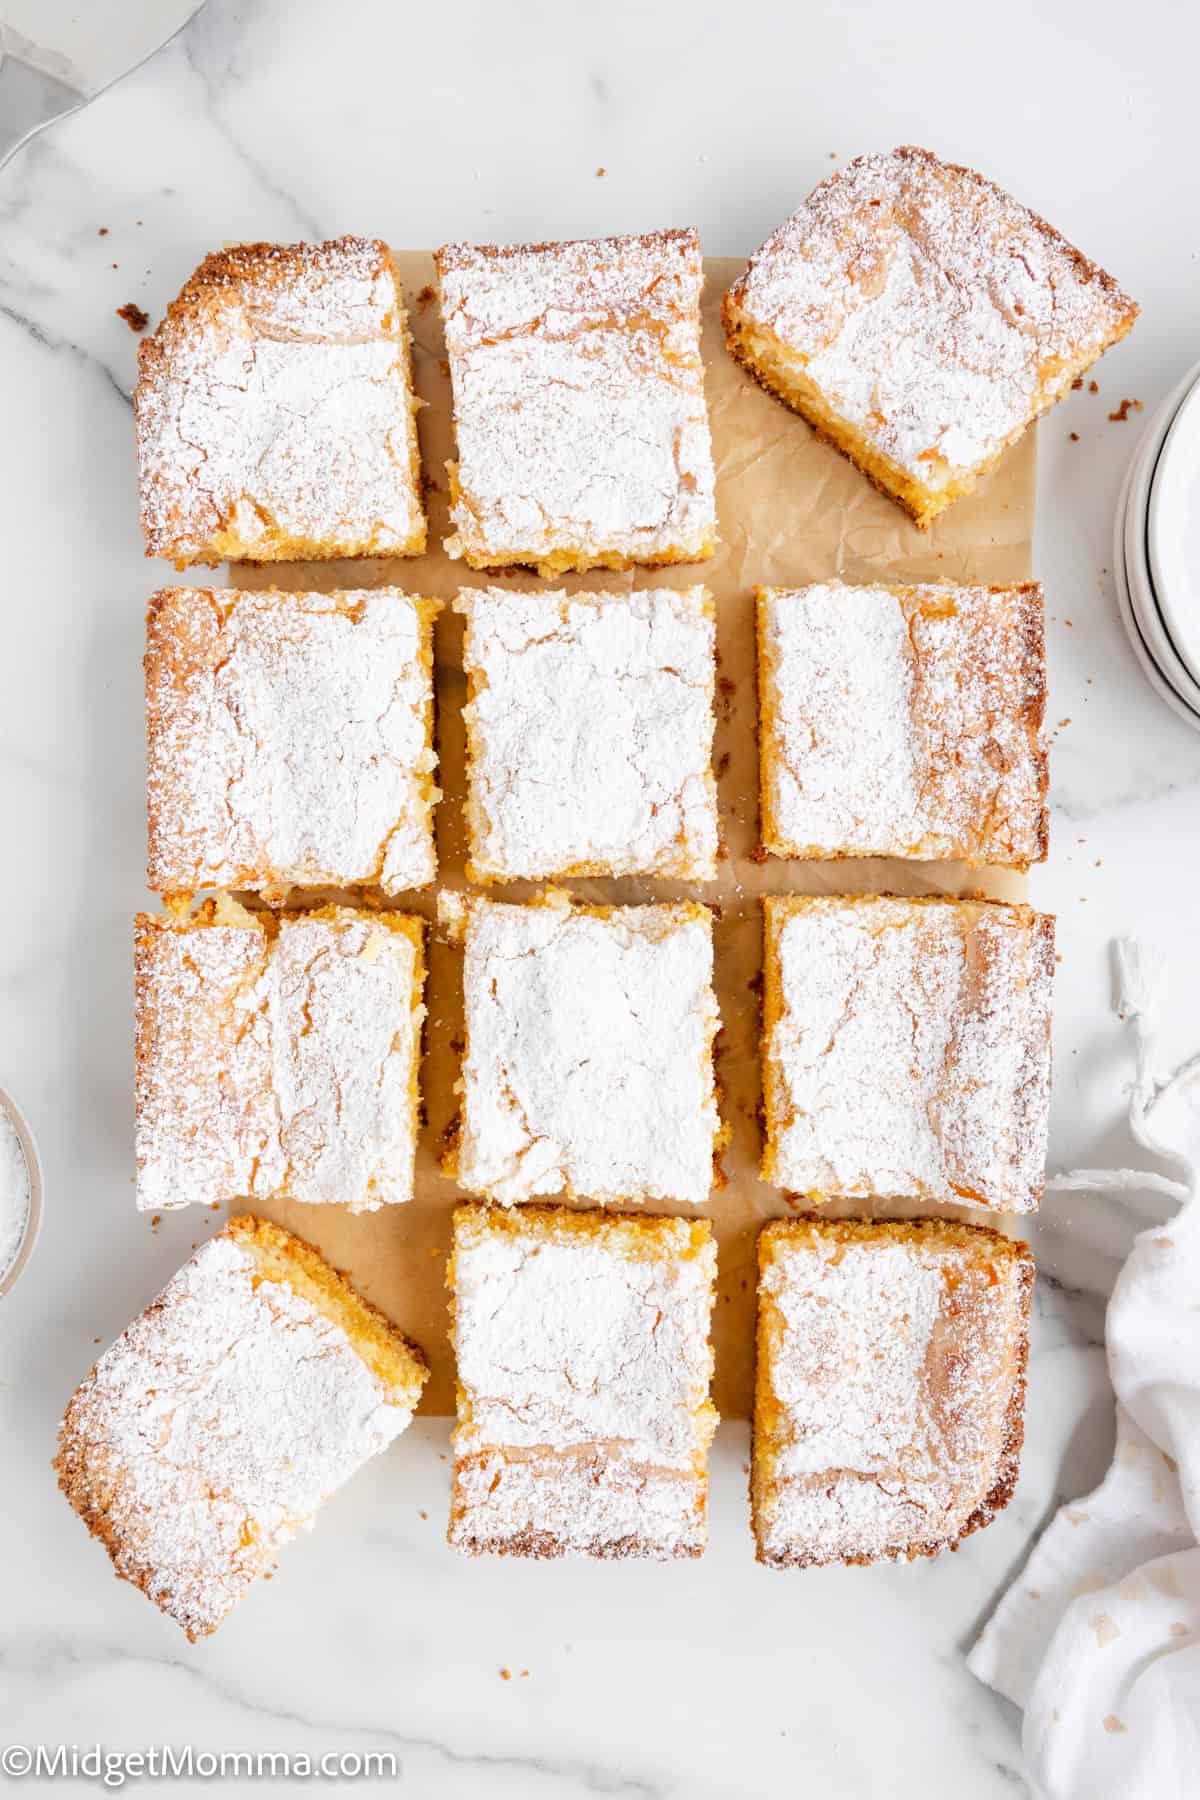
[969, 940, 1200, 1799]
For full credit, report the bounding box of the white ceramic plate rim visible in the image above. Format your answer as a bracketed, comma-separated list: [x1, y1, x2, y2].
[1112, 454, 1200, 735]
[1124, 389, 1200, 713]
[1147, 369, 1200, 689]
[0, 1085, 43, 1297]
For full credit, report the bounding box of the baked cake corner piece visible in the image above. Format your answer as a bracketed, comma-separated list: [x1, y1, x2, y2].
[448, 894, 721, 1207]
[725, 147, 1137, 527]
[55, 1214, 428, 1638]
[455, 585, 718, 882]
[448, 1202, 718, 1559]
[135, 236, 426, 566]
[760, 894, 1054, 1212]
[134, 901, 426, 1215]
[435, 230, 717, 574]
[145, 587, 442, 899]
[752, 1216, 1033, 1569]
[756, 580, 1048, 868]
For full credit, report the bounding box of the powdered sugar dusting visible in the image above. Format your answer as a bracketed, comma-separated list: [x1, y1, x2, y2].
[146, 588, 439, 897]
[729, 148, 1135, 490]
[135, 909, 424, 1213]
[136, 237, 425, 564]
[763, 896, 1053, 1211]
[451, 1207, 716, 1557]
[457, 586, 717, 880]
[437, 231, 717, 569]
[760, 582, 1047, 866]
[754, 1222, 1030, 1567]
[56, 1229, 418, 1637]
[444, 894, 720, 1206]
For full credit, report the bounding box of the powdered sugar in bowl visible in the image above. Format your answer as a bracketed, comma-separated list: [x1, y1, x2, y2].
[0, 1087, 42, 1296]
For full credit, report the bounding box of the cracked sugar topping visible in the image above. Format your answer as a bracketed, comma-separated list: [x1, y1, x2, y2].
[445, 895, 720, 1206]
[759, 583, 1047, 866]
[135, 908, 424, 1213]
[729, 147, 1136, 489]
[146, 588, 439, 898]
[457, 586, 717, 880]
[755, 1223, 1030, 1566]
[436, 231, 717, 567]
[453, 1209, 716, 1464]
[57, 1230, 416, 1637]
[451, 1207, 716, 1555]
[764, 897, 1053, 1211]
[136, 237, 425, 563]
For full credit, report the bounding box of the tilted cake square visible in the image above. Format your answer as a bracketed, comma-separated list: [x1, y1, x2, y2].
[449, 1203, 717, 1559]
[136, 237, 426, 565]
[456, 586, 718, 882]
[752, 1217, 1032, 1568]
[440, 891, 722, 1207]
[56, 1215, 428, 1638]
[135, 900, 425, 1213]
[757, 581, 1048, 868]
[761, 895, 1053, 1212]
[435, 230, 717, 572]
[724, 147, 1136, 527]
[146, 588, 441, 899]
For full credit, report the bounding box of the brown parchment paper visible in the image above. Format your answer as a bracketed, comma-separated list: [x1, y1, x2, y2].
[234, 254, 1036, 1417]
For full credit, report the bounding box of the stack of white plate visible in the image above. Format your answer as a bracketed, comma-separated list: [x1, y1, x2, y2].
[1114, 358, 1200, 733]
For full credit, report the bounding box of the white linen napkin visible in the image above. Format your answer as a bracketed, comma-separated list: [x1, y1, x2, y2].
[968, 940, 1200, 1798]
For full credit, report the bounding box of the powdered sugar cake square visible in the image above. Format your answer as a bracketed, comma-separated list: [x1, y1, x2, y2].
[761, 895, 1053, 1213]
[136, 237, 426, 566]
[134, 904, 426, 1213]
[440, 891, 722, 1208]
[724, 147, 1136, 527]
[757, 581, 1048, 869]
[752, 1218, 1032, 1568]
[448, 1203, 717, 1559]
[56, 1216, 427, 1637]
[436, 230, 717, 573]
[145, 588, 441, 900]
[455, 586, 718, 883]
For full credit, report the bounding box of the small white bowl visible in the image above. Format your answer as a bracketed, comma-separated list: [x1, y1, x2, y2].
[1147, 370, 1200, 691]
[0, 1086, 43, 1297]
[1112, 452, 1200, 735]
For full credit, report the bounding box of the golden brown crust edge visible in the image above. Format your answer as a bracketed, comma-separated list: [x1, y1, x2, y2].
[750, 1217, 1035, 1569]
[449, 1518, 705, 1562]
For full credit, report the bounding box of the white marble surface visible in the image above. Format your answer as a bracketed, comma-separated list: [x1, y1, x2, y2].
[1, 2, 1199, 1793]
